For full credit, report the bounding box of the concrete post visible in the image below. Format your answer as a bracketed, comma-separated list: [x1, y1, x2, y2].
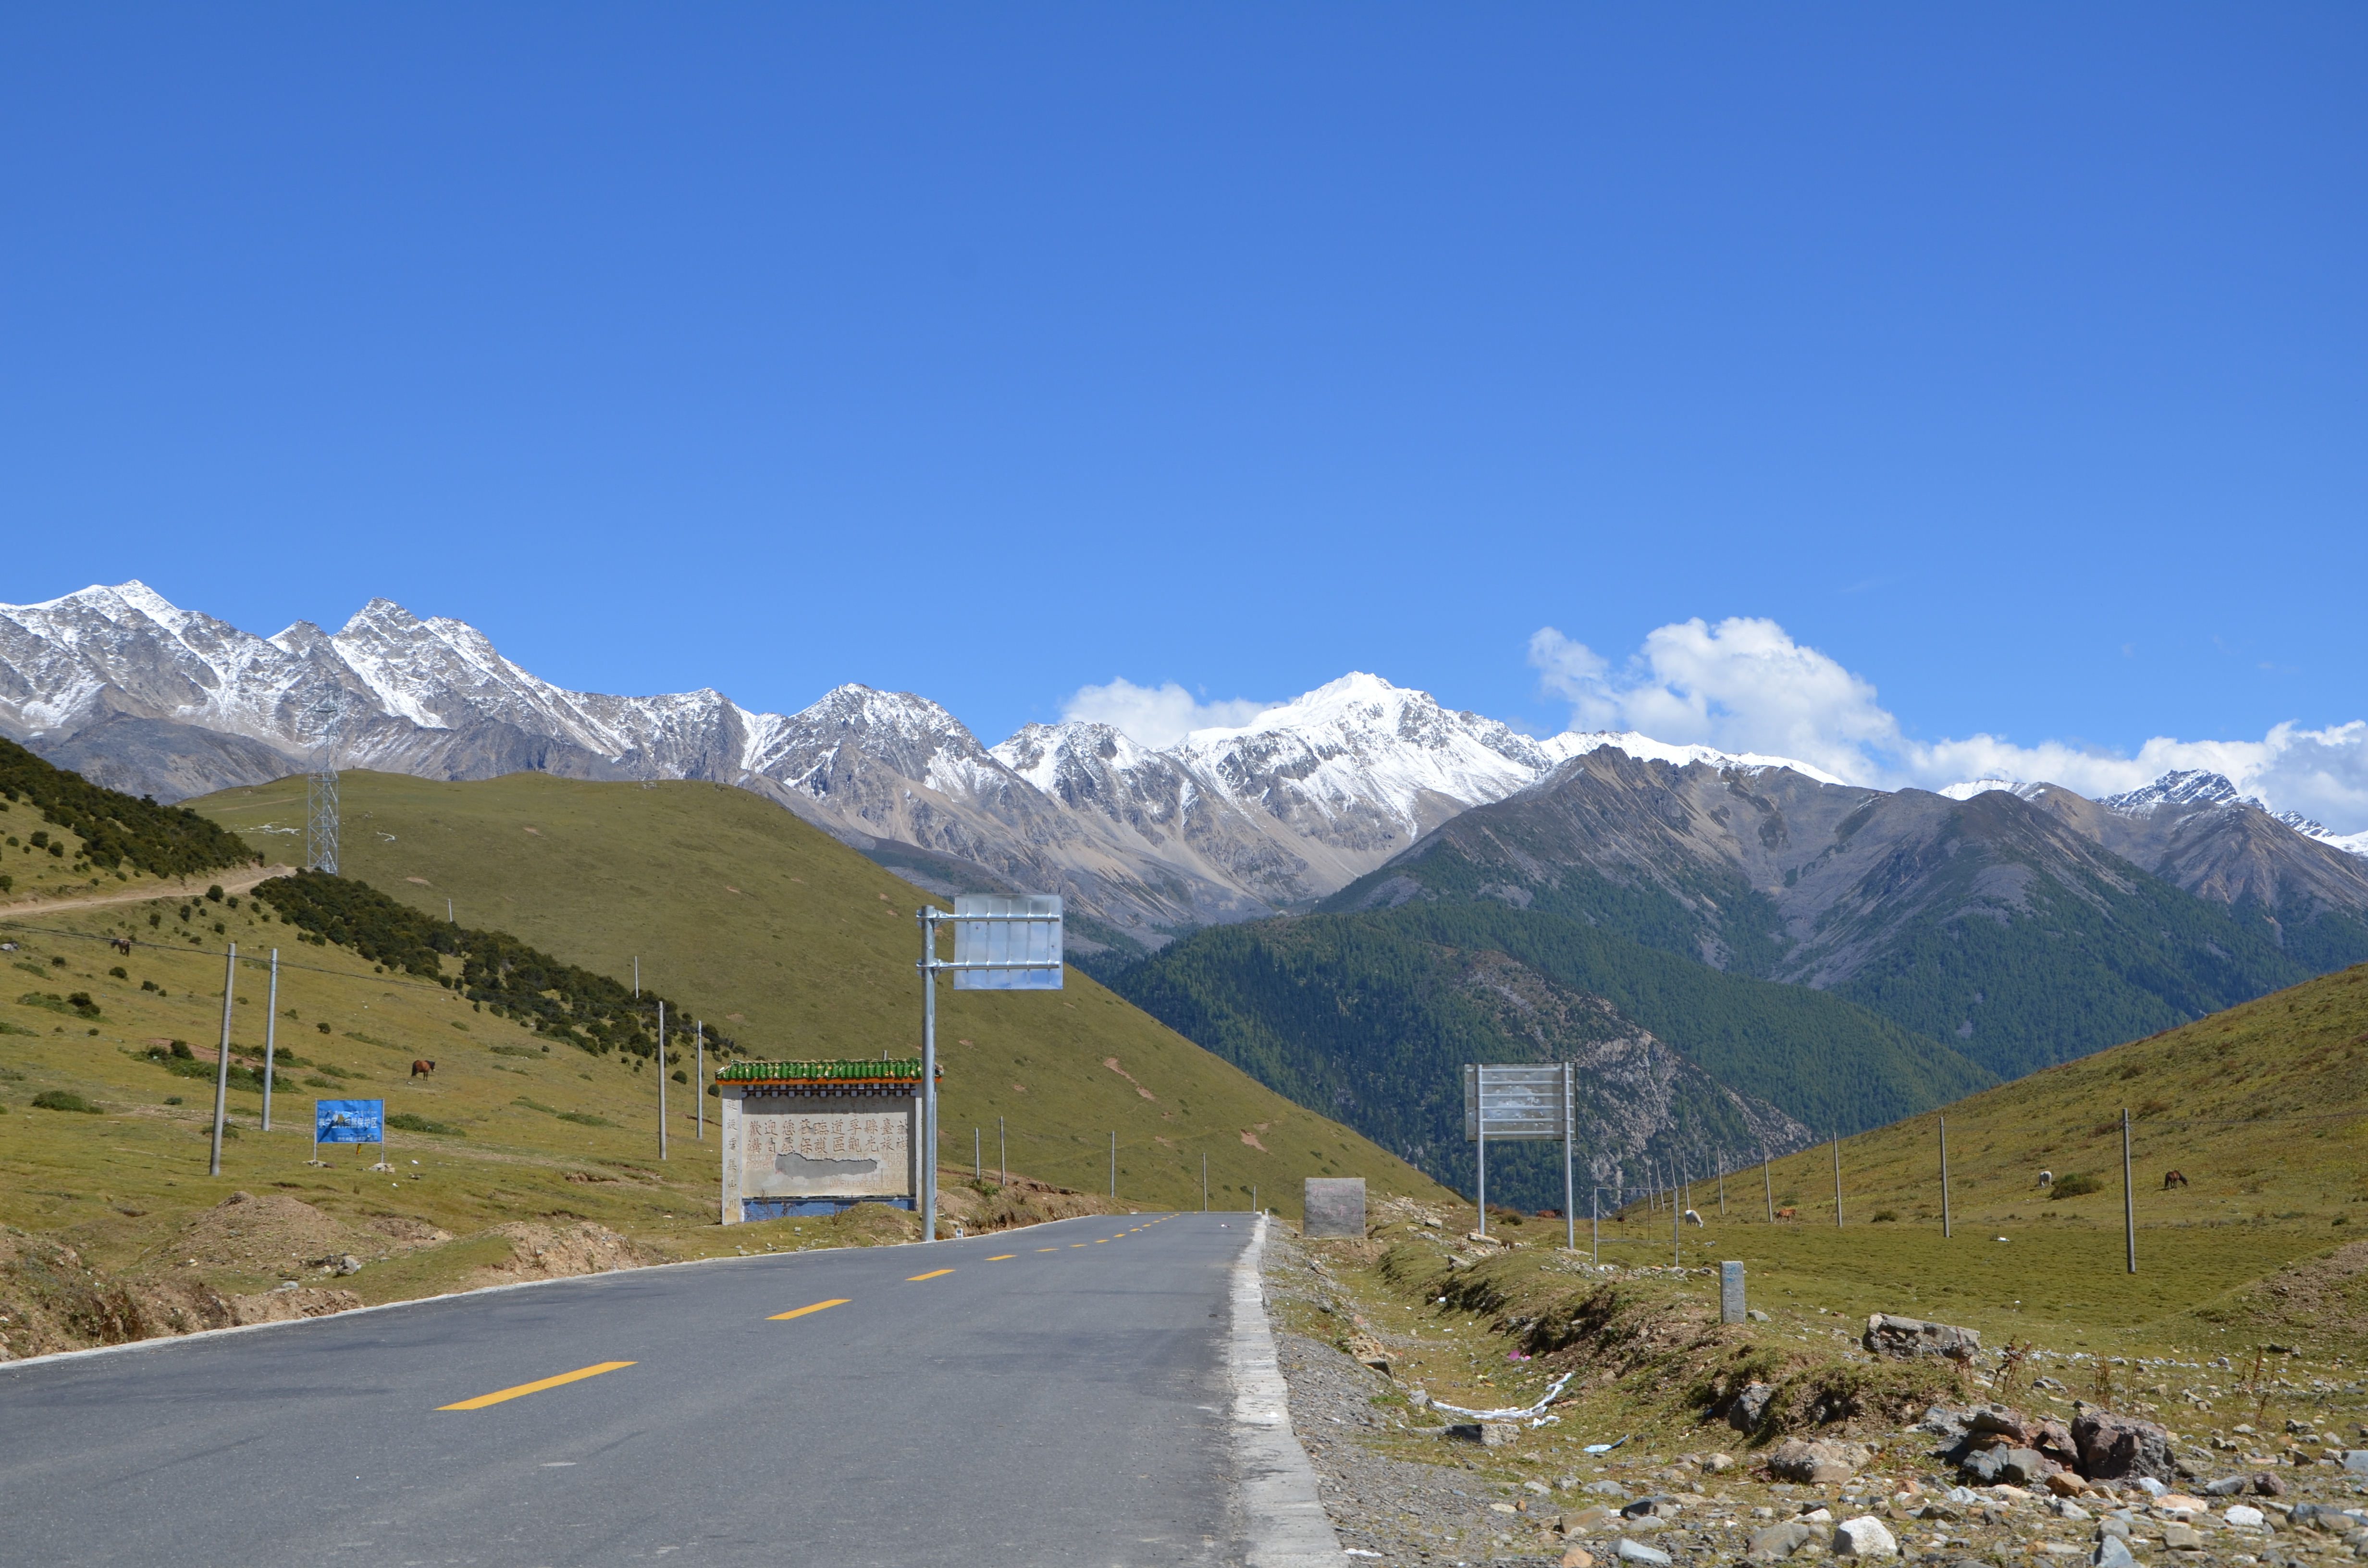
[1720, 1261, 1746, 1324]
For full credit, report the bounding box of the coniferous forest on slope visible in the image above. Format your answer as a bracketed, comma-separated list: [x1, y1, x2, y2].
[1112, 905, 1996, 1210]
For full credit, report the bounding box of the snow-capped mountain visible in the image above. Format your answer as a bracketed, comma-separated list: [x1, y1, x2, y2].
[6, 581, 2360, 952]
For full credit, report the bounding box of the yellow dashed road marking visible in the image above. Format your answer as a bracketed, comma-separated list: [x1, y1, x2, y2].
[987, 1254, 1016, 1261]
[768, 1298, 850, 1321]
[439, 1361, 635, 1411]
[908, 1269, 955, 1281]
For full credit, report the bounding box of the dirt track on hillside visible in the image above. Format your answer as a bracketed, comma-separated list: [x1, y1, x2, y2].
[0, 864, 295, 920]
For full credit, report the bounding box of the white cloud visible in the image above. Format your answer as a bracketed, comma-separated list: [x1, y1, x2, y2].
[1059, 678, 1273, 750]
[1529, 617, 2368, 833]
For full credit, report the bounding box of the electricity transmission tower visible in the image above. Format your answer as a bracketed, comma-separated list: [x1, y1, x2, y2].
[306, 695, 345, 875]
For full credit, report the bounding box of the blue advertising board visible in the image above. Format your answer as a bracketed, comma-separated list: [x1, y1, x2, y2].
[315, 1099, 384, 1144]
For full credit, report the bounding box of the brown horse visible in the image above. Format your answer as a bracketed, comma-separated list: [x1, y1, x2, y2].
[410, 1059, 436, 1079]
[2163, 1169, 2189, 1189]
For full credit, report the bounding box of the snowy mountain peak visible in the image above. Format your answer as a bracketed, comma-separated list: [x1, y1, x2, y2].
[2102, 769, 2249, 815]
[1548, 730, 1849, 786]
[1938, 778, 2054, 803]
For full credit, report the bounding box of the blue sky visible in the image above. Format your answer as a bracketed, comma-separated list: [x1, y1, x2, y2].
[4, 8, 2363, 810]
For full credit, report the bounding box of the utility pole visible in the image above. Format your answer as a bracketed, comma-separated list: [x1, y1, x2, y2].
[998, 1115, 1005, 1186]
[446, 898, 453, 923]
[209, 944, 236, 1177]
[2122, 1107, 2136, 1274]
[974, 1126, 982, 1184]
[1109, 1131, 1116, 1200]
[1717, 1160, 1726, 1217]
[260, 949, 279, 1132]
[1763, 1150, 1774, 1223]
[1672, 1156, 1681, 1266]
[1202, 1151, 1208, 1213]
[694, 1021, 704, 1142]
[1832, 1133, 1842, 1227]
[1939, 1115, 1951, 1238]
[656, 999, 667, 1160]
[632, 957, 640, 998]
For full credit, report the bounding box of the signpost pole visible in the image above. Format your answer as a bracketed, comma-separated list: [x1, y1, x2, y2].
[1475, 1065, 1487, 1238]
[919, 908, 939, 1243]
[261, 948, 279, 1132]
[209, 943, 236, 1177]
[1562, 1062, 1576, 1253]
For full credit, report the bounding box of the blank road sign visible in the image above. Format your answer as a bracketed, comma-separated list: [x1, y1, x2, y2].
[1462, 1065, 1568, 1141]
[950, 894, 1063, 991]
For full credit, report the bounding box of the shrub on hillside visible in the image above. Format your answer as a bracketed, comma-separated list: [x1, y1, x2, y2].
[253, 870, 738, 1064]
[0, 739, 259, 879]
[31, 1090, 102, 1114]
[2048, 1172, 2106, 1200]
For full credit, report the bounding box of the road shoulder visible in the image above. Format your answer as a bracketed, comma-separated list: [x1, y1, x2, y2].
[1233, 1214, 1350, 1567]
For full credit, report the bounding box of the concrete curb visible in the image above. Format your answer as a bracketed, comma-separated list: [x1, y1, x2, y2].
[1231, 1213, 1349, 1568]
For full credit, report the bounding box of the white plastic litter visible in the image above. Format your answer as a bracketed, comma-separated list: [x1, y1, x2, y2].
[1427, 1370, 1577, 1422]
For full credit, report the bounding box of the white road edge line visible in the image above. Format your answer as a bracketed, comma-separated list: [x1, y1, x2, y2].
[1230, 1213, 1348, 1568]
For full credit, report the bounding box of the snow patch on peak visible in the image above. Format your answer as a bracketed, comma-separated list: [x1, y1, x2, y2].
[1938, 779, 2053, 803]
[1546, 730, 1848, 786]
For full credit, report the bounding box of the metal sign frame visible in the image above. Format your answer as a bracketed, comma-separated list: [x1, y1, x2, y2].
[919, 895, 1062, 1243]
[1462, 1063, 1577, 1250]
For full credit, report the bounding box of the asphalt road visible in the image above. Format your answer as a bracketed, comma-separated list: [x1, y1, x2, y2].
[0, 1212, 1290, 1567]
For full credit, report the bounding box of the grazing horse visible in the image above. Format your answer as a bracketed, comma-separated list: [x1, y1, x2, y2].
[1775, 1206, 1798, 1221]
[2163, 1169, 2190, 1189]
[1683, 1209, 1705, 1227]
[2037, 1169, 2054, 1188]
[410, 1059, 435, 1079]
[110, 937, 133, 956]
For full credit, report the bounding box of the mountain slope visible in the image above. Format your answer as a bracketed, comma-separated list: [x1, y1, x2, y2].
[1112, 904, 1994, 1208]
[1332, 748, 2350, 1079]
[188, 769, 1453, 1211]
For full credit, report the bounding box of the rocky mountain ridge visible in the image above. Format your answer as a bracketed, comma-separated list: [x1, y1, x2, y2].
[1329, 748, 2368, 1079]
[5, 582, 2360, 961]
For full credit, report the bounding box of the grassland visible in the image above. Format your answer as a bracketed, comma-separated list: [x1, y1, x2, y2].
[189, 770, 1452, 1214]
[1257, 959, 2368, 1508]
[0, 769, 1457, 1357]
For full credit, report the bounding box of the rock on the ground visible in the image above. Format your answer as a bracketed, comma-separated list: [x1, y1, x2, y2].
[1862, 1313, 1982, 1363]
[1562, 1550, 1593, 1568]
[1834, 1516, 1899, 1558]
[1615, 1539, 1673, 1566]
[1770, 1438, 1862, 1483]
[1446, 1420, 1520, 1447]
[2073, 1410, 2178, 1483]
[2161, 1523, 2203, 1550]
[1749, 1520, 1814, 1560]
[1730, 1381, 1777, 1432]
[2225, 1506, 2266, 1528]
[2094, 1535, 2138, 1568]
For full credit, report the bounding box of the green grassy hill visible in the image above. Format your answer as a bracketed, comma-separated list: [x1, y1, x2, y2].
[0, 766, 1454, 1358]
[1583, 958, 2368, 1360]
[187, 770, 1449, 1214]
